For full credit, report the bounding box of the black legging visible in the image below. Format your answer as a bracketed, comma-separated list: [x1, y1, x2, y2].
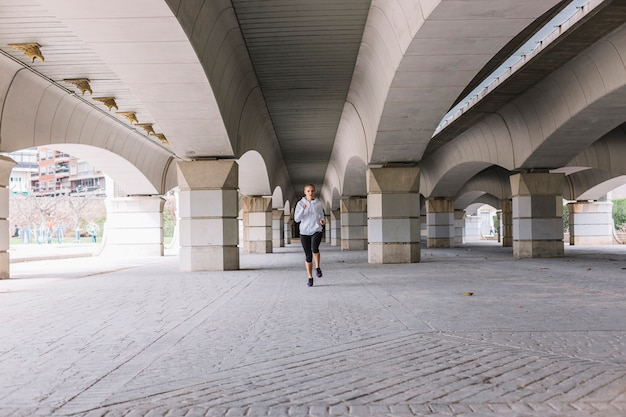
[300, 231, 323, 262]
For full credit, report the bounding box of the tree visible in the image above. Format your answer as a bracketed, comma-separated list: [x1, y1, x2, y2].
[613, 198, 626, 230]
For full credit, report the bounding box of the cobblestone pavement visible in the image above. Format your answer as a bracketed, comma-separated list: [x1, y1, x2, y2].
[0, 243, 624, 416]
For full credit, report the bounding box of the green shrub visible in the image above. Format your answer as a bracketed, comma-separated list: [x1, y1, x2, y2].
[613, 198, 626, 229]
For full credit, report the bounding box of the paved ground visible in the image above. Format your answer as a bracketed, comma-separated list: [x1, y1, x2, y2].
[0, 242, 624, 417]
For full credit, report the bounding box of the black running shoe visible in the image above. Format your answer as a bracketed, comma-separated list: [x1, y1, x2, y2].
[307, 278, 314, 287]
[316, 268, 322, 278]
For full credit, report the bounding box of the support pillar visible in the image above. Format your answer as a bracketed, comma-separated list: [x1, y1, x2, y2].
[177, 160, 239, 271]
[331, 209, 341, 247]
[568, 201, 614, 245]
[367, 166, 420, 263]
[284, 212, 292, 244]
[501, 199, 513, 247]
[510, 172, 565, 258]
[272, 209, 285, 248]
[0, 156, 16, 279]
[101, 196, 165, 257]
[242, 196, 272, 253]
[324, 212, 331, 242]
[341, 197, 367, 250]
[426, 199, 454, 248]
[454, 209, 465, 245]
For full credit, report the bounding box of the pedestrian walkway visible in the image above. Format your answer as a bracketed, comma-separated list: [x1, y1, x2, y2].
[0, 242, 624, 417]
[8, 242, 100, 263]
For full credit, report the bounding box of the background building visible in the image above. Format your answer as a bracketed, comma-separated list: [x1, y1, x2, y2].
[7, 147, 105, 197]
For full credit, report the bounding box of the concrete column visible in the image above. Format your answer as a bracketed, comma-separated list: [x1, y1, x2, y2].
[496, 210, 502, 243]
[331, 209, 341, 246]
[568, 201, 614, 245]
[501, 199, 513, 247]
[283, 213, 291, 244]
[272, 209, 285, 248]
[0, 156, 16, 279]
[340, 197, 367, 250]
[101, 196, 164, 257]
[177, 160, 239, 271]
[367, 166, 420, 263]
[510, 172, 565, 258]
[454, 209, 465, 245]
[324, 212, 331, 242]
[426, 199, 454, 248]
[242, 196, 272, 253]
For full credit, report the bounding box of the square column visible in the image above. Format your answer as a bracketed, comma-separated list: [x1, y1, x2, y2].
[242, 196, 272, 253]
[341, 197, 367, 250]
[324, 212, 331, 242]
[284, 213, 292, 244]
[426, 199, 454, 248]
[330, 209, 341, 247]
[272, 209, 285, 248]
[0, 156, 16, 279]
[454, 210, 465, 245]
[501, 199, 513, 247]
[102, 196, 165, 257]
[510, 172, 565, 258]
[367, 166, 420, 263]
[568, 201, 614, 245]
[177, 160, 239, 271]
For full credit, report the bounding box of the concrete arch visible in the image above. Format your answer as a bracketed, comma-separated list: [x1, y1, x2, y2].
[424, 161, 493, 199]
[497, 24, 626, 170]
[372, 0, 562, 164]
[566, 125, 626, 178]
[238, 150, 271, 197]
[568, 173, 626, 201]
[561, 124, 626, 199]
[328, 0, 562, 180]
[413, 111, 516, 197]
[0, 65, 176, 195]
[331, 187, 342, 211]
[419, 23, 626, 198]
[271, 186, 284, 210]
[455, 191, 489, 211]
[455, 166, 512, 202]
[168, 1, 294, 201]
[324, 103, 369, 201]
[466, 198, 501, 215]
[342, 156, 368, 197]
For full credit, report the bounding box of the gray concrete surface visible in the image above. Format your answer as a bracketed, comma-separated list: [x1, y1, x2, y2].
[0, 242, 624, 416]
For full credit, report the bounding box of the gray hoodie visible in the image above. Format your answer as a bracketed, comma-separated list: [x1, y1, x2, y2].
[294, 197, 324, 235]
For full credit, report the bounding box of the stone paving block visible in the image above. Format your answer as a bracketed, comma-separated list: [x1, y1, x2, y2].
[1, 244, 625, 417]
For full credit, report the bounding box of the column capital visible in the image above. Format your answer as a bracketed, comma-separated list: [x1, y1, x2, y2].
[367, 166, 420, 193]
[176, 160, 238, 190]
[510, 172, 565, 196]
